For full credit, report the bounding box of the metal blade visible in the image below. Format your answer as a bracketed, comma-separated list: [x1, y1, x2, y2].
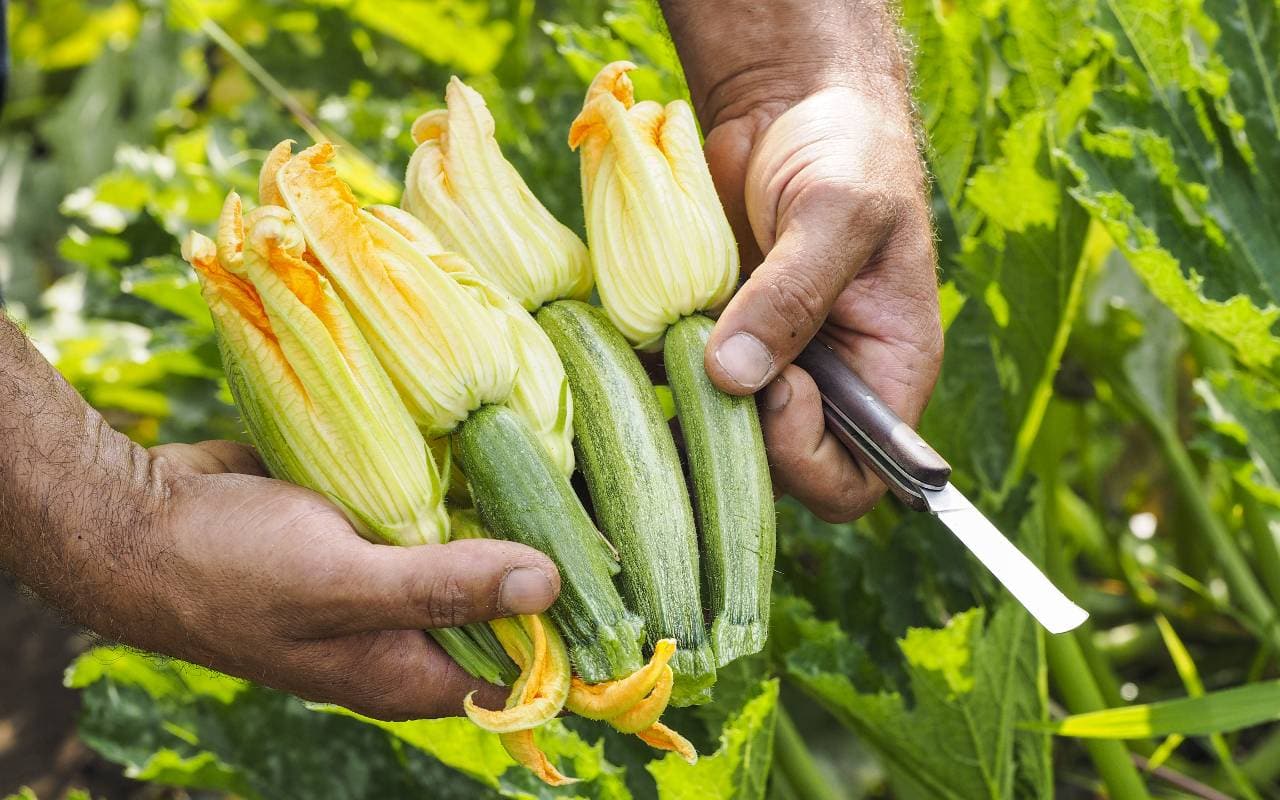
[923, 484, 1088, 634]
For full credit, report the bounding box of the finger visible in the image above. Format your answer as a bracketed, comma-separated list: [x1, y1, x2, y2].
[759, 364, 886, 523]
[703, 116, 767, 270]
[276, 629, 507, 720]
[705, 181, 895, 395]
[149, 440, 268, 477]
[299, 538, 561, 637]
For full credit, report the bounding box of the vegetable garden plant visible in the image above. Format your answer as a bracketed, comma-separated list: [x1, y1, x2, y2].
[2, 0, 1279, 797]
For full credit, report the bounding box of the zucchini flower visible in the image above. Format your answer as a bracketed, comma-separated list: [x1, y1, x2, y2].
[182, 207, 447, 547]
[270, 142, 517, 437]
[367, 204, 576, 476]
[569, 62, 739, 350]
[402, 77, 592, 310]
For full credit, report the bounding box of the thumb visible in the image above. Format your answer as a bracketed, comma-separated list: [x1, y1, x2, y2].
[704, 183, 892, 394]
[307, 538, 561, 637]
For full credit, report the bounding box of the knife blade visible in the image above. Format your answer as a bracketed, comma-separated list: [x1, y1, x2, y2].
[793, 339, 1088, 634]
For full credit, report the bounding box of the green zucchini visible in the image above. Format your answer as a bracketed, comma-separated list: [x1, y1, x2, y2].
[665, 314, 775, 665]
[538, 300, 716, 705]
[457, 403, 644, 682]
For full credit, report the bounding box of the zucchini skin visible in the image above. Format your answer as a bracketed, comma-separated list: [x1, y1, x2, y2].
[538, 300, 716, 705]
[457, 403, 643, 682]
[665, 314, 775, 666]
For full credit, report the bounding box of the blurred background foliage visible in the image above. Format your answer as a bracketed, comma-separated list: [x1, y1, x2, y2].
[2, 0, 1279, 798]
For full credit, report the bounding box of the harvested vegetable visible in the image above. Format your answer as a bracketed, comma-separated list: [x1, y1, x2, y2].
[403, 77, 717, 704]
[208, 142, 697, 781]
[572, 62, 775, 666]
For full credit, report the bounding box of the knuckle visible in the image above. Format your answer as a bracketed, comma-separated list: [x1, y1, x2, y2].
[797, 178, 906, 235]
[416, 571, 473, 629]
[763, 270, 828, 335]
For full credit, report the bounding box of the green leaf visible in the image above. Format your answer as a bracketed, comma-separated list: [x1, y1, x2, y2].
[1050, 679, 1280, 738]
[772, 488, 1052, 800]
[1198, 368, 1280, 501]
[126, 749, 252, 795]
[330, 0, 515, 74]
[647, 680, 779, 800]
[922, 108, 1096, 492]
[1061, 0, 1280, 370]
[777, 601, 1049, 800]
[317, 707, 632, 799]
[69, 648, 499, 799]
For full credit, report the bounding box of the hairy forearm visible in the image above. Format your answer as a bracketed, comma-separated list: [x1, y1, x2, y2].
[658, 0, 912, 126]
[0, 314, 160, 624]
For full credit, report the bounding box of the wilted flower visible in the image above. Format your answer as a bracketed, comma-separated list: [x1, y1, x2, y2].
[570, 62, 739, 350]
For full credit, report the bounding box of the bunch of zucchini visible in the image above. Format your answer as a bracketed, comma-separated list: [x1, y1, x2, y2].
[185, 62, 775, 785]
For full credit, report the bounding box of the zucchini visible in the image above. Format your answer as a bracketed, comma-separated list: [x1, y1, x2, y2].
[665, 314, 775, 665]
[538, 300, 716, 704]
[457, 403, 644, 682]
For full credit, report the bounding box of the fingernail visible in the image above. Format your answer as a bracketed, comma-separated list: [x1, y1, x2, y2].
[762, 376, 791, 410]
[500, 567, 554, 614]
[715, 332, 773, 390]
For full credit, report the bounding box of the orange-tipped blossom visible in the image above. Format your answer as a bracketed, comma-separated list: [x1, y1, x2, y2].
[271, 142, 517, 438]
[465, 615, 570, 733]
[566, 638, 677, 720]
[402, 77, 591, 310]
[499, 730, 579, 787]
[183, 204, 447, 547]
[364, 203, 577, 476]
[606, 665, 674, 734]
[569, 61, 738, 350]
[636, 722, 698, 765]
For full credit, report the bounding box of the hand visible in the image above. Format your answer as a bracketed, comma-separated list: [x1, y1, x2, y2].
[100, 440, 559, 720]
[699, 86, 944, 522]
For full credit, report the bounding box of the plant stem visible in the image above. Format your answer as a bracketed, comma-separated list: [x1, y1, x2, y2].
[1242, 495, 1280, 609]
[1240, 726, 1280, 787]
[1046, 632, 1153, 799]
[1130, 392, 1280, 652]
[773, 706, 842, 800]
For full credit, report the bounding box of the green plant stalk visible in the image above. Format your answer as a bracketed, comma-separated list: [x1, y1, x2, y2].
[773, 706, 841, 800]
[664, 314, 775, 666]
[457, 403, 645, 682]
[1043, 509, 1127, 711]
[1042, 463, 1153, 795]
[1126, 387, 1280, 652]
[1242, 494, 1280, 609]
[1240, 725, 1280, 787]
[1046, 632, 1152, 799]
[429, 626, 517, 686]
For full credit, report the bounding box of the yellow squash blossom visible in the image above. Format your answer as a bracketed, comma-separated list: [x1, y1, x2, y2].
[570, 61, 739, 350]
[402, 77, 592, 310]
[270, 142, 517, 437]
[182, 207, 447, 547]
[367, 204, 576, 475]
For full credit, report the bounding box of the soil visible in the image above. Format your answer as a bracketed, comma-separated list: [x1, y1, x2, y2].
[0, 574, 142, 799]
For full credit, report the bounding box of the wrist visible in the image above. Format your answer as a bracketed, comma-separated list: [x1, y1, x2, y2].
[0, 318, 164, 632]
[660, 0, 912, 129]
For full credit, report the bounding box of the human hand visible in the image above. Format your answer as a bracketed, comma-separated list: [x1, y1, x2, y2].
[698, 85, 943, 522]
[97, 439, 559, 720]
[657, 1, 944, 522]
